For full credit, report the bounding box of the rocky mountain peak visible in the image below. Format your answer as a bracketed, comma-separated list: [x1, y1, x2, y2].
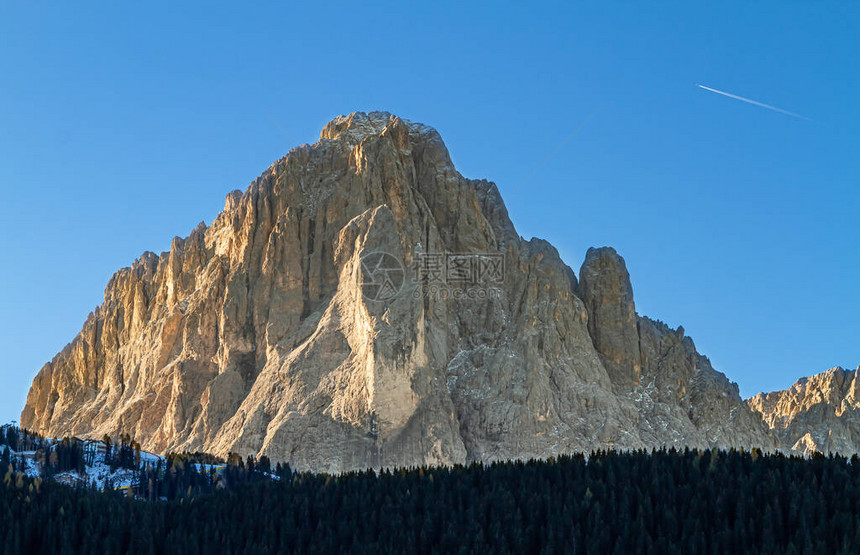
[22, 112, 784, 471]
[320, 111, 398, 143]
[319, 111, 453, 167]
[748, 365, 860, 455]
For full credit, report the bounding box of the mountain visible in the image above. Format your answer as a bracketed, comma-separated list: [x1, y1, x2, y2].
[748, 366, 860, 456]
[21, 111, 780, 471]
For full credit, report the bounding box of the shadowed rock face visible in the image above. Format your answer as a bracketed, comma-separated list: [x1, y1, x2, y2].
[21, 111, 780, 471]
[579, 247, 641, 390]
[748, 366, 860, 456]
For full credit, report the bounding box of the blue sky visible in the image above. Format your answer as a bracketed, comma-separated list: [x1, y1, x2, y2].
[0, 2, 857, 423]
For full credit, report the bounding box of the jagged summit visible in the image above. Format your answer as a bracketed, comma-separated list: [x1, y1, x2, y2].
[320, 111, 443, 143]
[748, 365, 860, 455]
[320, 111, 397, 141]
[22, 113, 787, 471]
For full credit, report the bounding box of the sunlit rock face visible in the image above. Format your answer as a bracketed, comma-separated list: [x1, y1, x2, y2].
[748, 366, 860, 456]
[21, 111, 780, 471]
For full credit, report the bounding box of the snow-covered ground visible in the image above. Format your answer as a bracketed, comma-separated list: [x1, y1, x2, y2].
[2, 426, 166, 491]
[2, 424, 282, 492]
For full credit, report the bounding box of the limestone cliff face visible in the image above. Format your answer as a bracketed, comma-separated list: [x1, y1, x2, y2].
[748, 367, 860, 456]
[579, 247, 641, 390]
[578, 248, 780, 451]
[21, 112, 778, 471]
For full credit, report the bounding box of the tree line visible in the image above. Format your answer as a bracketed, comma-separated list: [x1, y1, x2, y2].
[3, 446, 860, 553]
[0, 424, 290, 498]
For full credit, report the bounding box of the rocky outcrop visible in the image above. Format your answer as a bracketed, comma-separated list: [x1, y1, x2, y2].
[21, 111, 780, 471]
[579, 247, 641, 390]
[748, 366, 860, 456]
[578, 247, 779, 451]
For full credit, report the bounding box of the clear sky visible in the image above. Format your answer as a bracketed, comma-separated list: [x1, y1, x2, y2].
[0, 2, 857, 424]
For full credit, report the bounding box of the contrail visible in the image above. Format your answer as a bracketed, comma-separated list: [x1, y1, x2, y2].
[697, 84, 810, 121]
